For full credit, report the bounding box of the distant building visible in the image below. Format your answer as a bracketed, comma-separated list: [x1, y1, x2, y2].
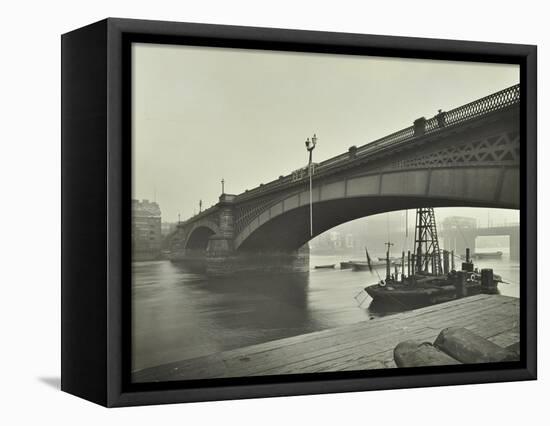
[329, 231, 342, 248]
[161, 221, 178, 236]
[441, 216, 477, 231]
[310, 231, 358, 252]
[132, 199, 162, 260]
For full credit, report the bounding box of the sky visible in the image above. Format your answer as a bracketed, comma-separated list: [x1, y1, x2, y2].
[132, 43, 519, 223]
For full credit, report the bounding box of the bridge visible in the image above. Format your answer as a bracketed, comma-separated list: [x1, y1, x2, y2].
[440, 219, 520, 261]
[168, 84, 520, 275]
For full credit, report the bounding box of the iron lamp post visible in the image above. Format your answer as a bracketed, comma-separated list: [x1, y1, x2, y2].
[305, 134, 317, 237]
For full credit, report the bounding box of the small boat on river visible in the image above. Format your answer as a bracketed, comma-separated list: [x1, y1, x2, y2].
[315, 264, 336, 269]
[352, 260, 388, 271]
[345, 247, 390, 271]
[340, 260, 364, 269]
[473, 251, 503, 260]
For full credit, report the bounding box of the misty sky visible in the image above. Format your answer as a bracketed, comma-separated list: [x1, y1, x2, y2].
[132, 43, 519, 223]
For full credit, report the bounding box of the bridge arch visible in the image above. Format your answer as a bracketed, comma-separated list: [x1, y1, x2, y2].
[168, 219, 221, 253]
[235, 165, 519, 252]
[185, 225, 217, 250]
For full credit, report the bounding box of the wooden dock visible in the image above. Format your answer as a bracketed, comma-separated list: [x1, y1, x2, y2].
[133, 294, 519, 383]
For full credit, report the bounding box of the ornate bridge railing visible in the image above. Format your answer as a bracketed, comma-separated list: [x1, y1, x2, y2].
[232, 84, 519, 206]
[442, 84, 520, 127]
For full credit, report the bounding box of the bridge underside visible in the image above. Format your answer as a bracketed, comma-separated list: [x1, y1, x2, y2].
[237, 195, 513, 252]
[185, 226, 216, 250]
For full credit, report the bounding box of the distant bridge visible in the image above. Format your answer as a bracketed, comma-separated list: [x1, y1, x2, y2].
[168, 84, 520, 275]
[440, 223, 520, 261]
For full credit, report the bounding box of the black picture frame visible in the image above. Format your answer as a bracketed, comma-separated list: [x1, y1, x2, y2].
[61, 17, 537, 407]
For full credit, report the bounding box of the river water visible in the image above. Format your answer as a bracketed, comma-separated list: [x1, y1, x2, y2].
[132, 251, 519, 372]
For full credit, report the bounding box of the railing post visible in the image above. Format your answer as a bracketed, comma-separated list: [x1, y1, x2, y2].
[436, 109, 446, 128]
[413, 117, 426, 136]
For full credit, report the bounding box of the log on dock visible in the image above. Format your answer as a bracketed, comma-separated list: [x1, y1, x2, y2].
[394, 341, 461, 367]
[133, 294, 519, 383]
[434, 327, 518, 363]
[394, 327, 519, 367]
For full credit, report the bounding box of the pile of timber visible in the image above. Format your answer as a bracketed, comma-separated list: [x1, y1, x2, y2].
[394, 327, 520, 367]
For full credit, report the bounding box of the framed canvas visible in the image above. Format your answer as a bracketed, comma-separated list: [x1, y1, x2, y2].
[61, 18, 537, 407]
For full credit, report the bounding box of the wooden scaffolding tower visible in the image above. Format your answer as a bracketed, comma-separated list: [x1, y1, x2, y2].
[414, 207, 442, 275]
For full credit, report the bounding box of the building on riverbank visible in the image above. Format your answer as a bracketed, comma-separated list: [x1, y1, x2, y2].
[132, 199, 162, 261]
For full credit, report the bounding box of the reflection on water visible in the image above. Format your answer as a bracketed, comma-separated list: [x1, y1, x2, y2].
[132, 252, 519, 371]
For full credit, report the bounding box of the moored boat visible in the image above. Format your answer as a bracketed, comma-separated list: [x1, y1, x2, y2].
[473, 251, 503, 259]
[365, 271, 502, 307]
[460, 251, 503, 260]
[352, 261, 388, 271]
[364, 208, 502, 308]
[315, 264, 336, 269]
[347, 246, 390, 271]
[340, 261, 363, 269]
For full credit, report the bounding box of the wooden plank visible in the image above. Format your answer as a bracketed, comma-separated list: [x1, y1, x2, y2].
[133, 295, 520, 382]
